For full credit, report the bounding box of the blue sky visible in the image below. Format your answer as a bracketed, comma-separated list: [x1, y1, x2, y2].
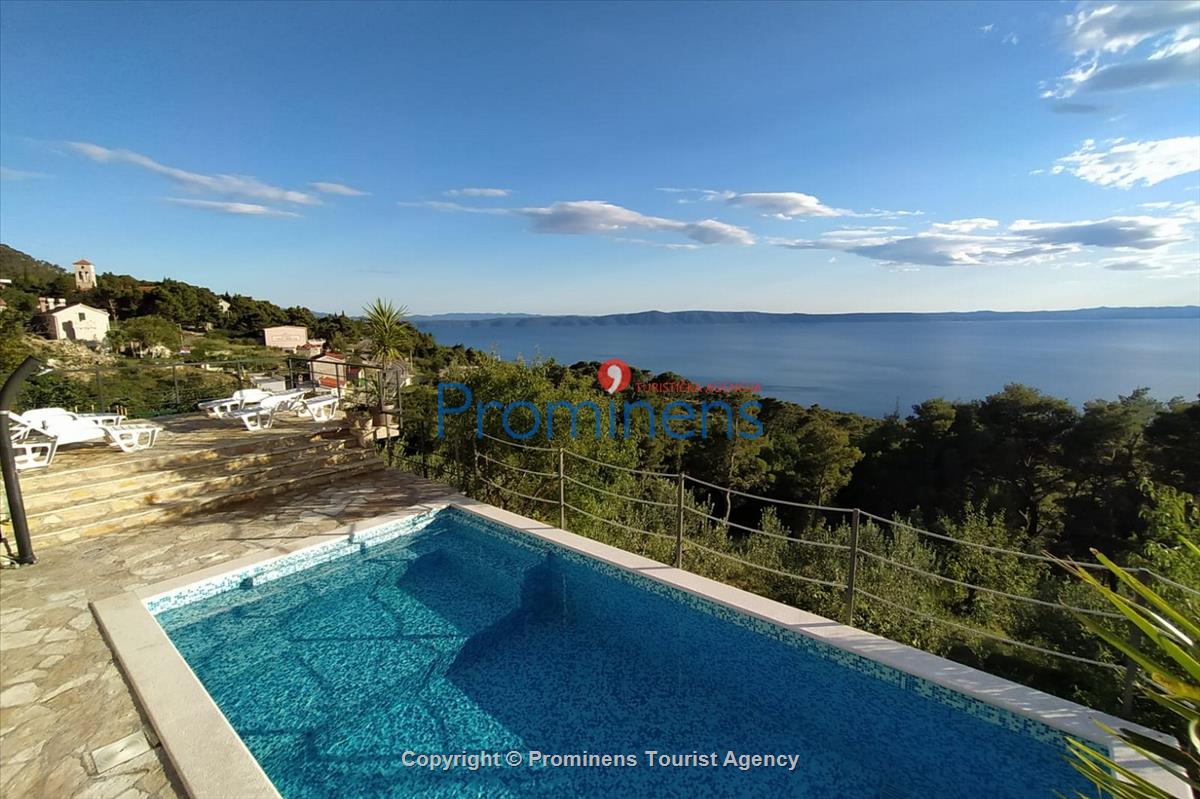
[1, 1, 1198, 315]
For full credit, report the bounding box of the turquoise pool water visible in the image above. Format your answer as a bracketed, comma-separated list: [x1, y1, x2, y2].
[156, 508, 1097, 798]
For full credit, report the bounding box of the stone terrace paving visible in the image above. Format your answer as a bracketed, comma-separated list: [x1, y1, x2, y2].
[0, 451, 457, 798]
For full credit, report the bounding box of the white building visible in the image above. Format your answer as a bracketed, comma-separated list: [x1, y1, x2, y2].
[309, 352, 347, 388]
[43, 303, 110, 342]
[262, 325, 308, 351]
[74, 259, 97, 291]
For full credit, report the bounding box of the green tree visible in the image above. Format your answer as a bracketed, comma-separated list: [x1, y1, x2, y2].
[978, 384, 1079, 541]
[1144, 401, 1200, 495]
[108, 315, 182, 356]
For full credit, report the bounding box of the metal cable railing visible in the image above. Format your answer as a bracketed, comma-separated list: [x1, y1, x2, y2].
[684, 473, 856, 513]
[856, 547, 1124, 619]
[684, 538, 846, 590]
[420, 431, 1198, 690]
[853, 588, 1123, 670]
[859, 510, 1111, 572]
[684, 505, 851, 551]
[1143, 570, 1200, 599]
[478, 451, 557, 479]
[563, 501, 677, 542]
[565, 474, 676, 508]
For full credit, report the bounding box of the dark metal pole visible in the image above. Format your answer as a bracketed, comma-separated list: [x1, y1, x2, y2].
[94, 364, 104, 411]
[1, 356, 45, 564]
[558, 448, 566, 529]
[843, 509, 861, 625]
[675, 472, 685, 568]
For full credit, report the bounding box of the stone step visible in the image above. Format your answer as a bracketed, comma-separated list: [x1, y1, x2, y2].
[28, 448, 377, 530]
[23, 437, 359, 513]
[18, 423, 348, 493]
[30, 456, 386, 548]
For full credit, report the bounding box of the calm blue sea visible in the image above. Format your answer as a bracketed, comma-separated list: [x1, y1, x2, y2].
[158, 509, 1093, 798]
[416, 317, 1200, 416]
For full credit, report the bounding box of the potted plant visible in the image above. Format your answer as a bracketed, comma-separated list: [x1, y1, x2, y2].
[362, 299, 411, 428]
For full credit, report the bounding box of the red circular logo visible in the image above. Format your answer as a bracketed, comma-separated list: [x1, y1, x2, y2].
[598, 358, 631, 395]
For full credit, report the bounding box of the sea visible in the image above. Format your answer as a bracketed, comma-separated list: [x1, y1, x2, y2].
[414, 315, 1200, 417]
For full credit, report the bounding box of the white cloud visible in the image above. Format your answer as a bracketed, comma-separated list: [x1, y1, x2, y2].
[658, 187, 920, 219]
[67, 142, 319, 205]
[1068, 1, 1199, 54]
[1002, 33, 1020, 46]
[445, 187, 512, 197]
[1102, 259, 1163, 271]
[0, 166, 49, 181]
[1009, 215, 1190, 249]
[518, 200, 756, 245]
[775, 210, 1195, 268]
[165, 199, 300, 218]
[400, 199, 510, 215]
[310, 181, 369, 196]
[726, 191, 848, 218]
[403, 197, 755, 246]
[928, 218, 1001, 234]
[1045, 1, 1200, 97]
[1052, 137, 1200, 188]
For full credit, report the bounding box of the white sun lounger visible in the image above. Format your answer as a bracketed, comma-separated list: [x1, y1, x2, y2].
[14, 438, 58, 470]
[197, 388, 272, 419]
[296, 394, 340, 422]
[226, 391, 307, 431]
[7, 409, 163, 455]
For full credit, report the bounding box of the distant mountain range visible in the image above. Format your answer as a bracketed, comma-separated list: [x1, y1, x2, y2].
[411, 306, 1200, 328]
[407, 312, 542, 322]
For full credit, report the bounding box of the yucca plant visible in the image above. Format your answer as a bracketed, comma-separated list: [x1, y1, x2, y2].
[1061, 544, 1200, 799]
[362, 299, 410, 367]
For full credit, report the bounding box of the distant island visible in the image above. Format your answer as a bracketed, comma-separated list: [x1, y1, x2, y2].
[412, 306, 1200, 328]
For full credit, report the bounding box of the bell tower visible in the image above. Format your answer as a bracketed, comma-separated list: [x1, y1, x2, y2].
[74, 259, 96, 291]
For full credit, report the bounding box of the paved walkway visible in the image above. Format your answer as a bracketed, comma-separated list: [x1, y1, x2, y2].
[0, 468, 456, 798]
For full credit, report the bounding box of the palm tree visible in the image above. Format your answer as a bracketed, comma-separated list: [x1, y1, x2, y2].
[363, 299, 409, 366]
[362, 299, 411, 417]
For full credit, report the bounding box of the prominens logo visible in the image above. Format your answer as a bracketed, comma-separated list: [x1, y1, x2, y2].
[597, 358, 631, 395]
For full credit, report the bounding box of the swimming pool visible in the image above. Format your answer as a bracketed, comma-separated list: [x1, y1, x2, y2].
[141, 505, 1112, 798]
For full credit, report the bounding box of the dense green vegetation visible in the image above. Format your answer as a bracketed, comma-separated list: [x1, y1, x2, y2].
[391, 357, 1199, 726]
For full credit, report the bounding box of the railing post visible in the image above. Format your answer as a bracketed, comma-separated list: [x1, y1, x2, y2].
[171, 363, 180, 407]
[674, 472, 685, 568]
[1120, 567, 1149, 716]
[843, 508, 861, 625]
[558, 448, 566, 530]
[236, 361, 245, 391]
[94, 365, 104, 411]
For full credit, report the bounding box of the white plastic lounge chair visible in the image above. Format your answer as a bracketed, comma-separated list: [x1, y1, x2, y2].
[7, 419, 59, 471]
[7, 409, 163, 454]
[296, 394, 340, 422]
[197, 388, 272, 419]
[13, 437, 58, 470]
[226, 391, 306, 431]
[21, 407, 125, 430]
